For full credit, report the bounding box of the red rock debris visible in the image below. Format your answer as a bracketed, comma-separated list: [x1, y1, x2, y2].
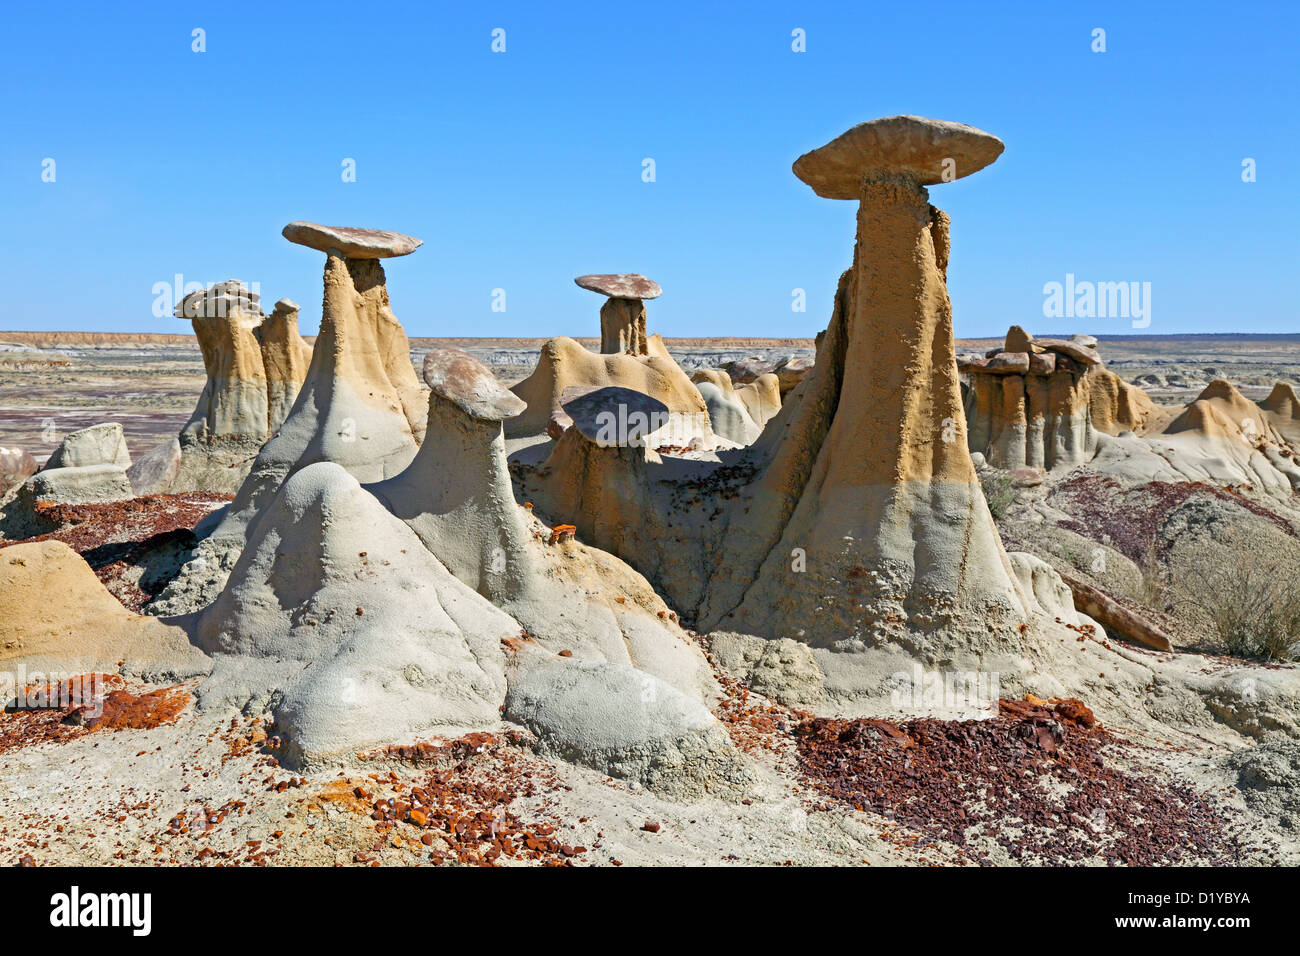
[330, 732, 583, 866]
[0, 492, 232, 611]
[794, 697, 1249, 866]
[0, 675, 191, 752]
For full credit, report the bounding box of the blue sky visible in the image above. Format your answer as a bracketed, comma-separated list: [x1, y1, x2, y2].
[2, 0, 1295, 338]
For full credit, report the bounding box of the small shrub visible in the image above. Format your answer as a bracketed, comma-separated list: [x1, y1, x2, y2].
[980, 473, 1015, 521]
[1175, 541, 1300, 662]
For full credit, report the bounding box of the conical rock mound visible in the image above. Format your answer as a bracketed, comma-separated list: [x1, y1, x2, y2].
[150, 255, 425, 614]
[0, 540, 209, 678]
[507, 335, 711, 446]
[195, 462, 514, 766]
[370, 351, 719, 703]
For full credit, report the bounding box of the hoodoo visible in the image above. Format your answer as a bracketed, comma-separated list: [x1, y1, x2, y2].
[701, 116, 1031, 662]
[507, 278, 712, 444]
[148, 224, 429, 614]
[961, 325, 1163, 471]
[575, 273, 662, 356]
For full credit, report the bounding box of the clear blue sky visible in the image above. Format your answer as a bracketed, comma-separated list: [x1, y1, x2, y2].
[2, 0, 1295, 339]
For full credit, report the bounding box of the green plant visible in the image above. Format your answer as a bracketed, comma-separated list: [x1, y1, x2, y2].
[980, 472, 1015, 521]
[1175, 544, 1300, 662]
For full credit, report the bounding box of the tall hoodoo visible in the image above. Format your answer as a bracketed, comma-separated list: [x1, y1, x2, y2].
[701, 116, 1028, 654]
[177, 280, 270, 446]
[226, 222, 429, 519]
[576, 273, 662, 355]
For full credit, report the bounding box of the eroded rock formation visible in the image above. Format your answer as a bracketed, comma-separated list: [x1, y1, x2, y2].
[158, 281, 314, 494]
[149, 224, 429, 614]
[507, 335, 712, 446]
[575, 273, 662, 355]
[700, 118, 1029, 667]
[962, 326, 1164, 471]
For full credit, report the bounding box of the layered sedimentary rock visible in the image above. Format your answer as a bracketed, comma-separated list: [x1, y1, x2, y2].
[962, 326, 1164, 471]
[179, 282, 270, 446]
[699, 117, 1033, 666]
[256, 298, 313, 434]
[507, 335, 712, 446]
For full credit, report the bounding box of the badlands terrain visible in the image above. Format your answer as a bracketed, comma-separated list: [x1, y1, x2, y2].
[2, 116, 1299, 868]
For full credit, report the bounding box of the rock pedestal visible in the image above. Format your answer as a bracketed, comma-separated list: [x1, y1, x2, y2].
[701, 117, 1029, 657]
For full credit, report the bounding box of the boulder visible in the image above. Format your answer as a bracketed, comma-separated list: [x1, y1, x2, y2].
[43, 423, 130, 469]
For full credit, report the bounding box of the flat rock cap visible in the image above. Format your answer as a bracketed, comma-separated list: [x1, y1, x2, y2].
[423, 348, 526, 422]
[560, 385, 668, 446]
[282, 221, 423, 258]
[793, 115, 1004, 198]
[574, 274, 662, 300]
[272, 298, 300, 313]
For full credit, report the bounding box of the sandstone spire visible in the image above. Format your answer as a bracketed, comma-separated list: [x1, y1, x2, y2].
[700, 116, 1027, 651]
[576, 273, 662, 355]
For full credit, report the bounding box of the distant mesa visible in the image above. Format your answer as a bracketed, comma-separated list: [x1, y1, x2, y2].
[281, 221, 423, 258]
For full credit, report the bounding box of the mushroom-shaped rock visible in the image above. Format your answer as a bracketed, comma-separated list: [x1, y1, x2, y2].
[368, 352, 720, 705]
[699, 115, 1027, 669]
[792, 115, 1005, 197]
[149, 238, 427, 615]
[507, 335, 711, 445]
[576, 274, 661, 355]
[422, 348, 526, 422]
[575, 274, 662, 300]
[281, 222, 423, 258]
[561, 386, 670, 447]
